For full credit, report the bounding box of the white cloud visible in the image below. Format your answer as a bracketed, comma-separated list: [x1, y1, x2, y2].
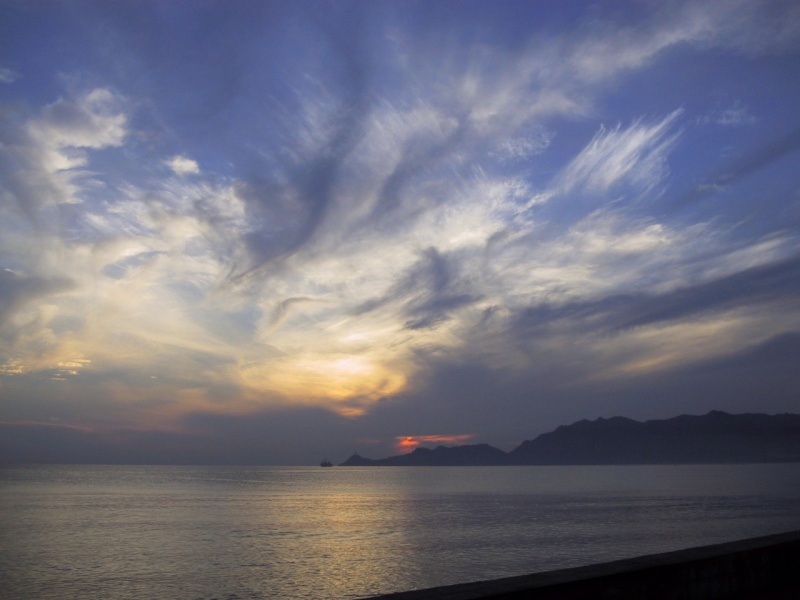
[711, 0, 800, 55]
[1, 88, 128, 210]
[557, 110, 682, 196]
[0, 67, 19, 83]
[569, 6, 714, 82]
[166, 155, 200, 176]
[492, 127, 554, 162]
[698, 100, 757, 127]
[28, 88, 127, 155]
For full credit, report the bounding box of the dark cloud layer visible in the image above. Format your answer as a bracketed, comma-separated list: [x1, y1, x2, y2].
[510, 255, 800, 337]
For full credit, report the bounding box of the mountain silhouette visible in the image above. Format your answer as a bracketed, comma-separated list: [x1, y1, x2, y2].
[340, 411, 800, 466]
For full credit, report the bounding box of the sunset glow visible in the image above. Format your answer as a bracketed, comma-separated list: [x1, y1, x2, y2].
[394, 435, 477, 454]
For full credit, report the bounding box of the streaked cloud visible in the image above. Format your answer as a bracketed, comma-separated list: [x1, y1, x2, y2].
[557, 111, 682, 197]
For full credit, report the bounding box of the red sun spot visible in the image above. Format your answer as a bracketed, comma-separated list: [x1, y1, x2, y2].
[395, 436, 420, 453]
[393, 434, 474, 454]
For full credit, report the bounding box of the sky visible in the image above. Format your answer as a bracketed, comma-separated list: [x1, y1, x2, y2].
[1, 0, 799, 465]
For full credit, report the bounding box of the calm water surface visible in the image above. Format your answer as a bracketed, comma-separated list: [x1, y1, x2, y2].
[2, 464, 799, 599]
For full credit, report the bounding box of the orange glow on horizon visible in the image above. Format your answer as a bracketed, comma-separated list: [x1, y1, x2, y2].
[393, 434, 475, 454]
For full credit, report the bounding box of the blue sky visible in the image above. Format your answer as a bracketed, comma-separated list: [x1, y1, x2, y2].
[1, 0, 799, 464]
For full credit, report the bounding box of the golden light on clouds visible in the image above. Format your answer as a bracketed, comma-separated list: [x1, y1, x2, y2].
[596, 308, 800, 381]
[239, 353, 407, 416]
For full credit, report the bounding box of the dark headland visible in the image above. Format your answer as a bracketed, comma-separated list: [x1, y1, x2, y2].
[341, 411, 800, 466]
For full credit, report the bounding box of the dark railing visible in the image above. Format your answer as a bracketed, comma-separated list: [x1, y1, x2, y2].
[361, 530, 800, 600]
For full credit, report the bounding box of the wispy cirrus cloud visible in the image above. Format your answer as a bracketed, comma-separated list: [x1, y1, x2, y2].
[556, 111, 682, 197]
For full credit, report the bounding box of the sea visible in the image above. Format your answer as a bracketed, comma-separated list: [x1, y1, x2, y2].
[2, 464, 799, 600]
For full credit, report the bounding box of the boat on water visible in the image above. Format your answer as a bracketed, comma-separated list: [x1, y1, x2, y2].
[320, 459, 333, 467]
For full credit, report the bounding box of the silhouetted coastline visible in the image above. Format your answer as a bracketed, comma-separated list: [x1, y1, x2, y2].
[341, 411, 800, 466]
